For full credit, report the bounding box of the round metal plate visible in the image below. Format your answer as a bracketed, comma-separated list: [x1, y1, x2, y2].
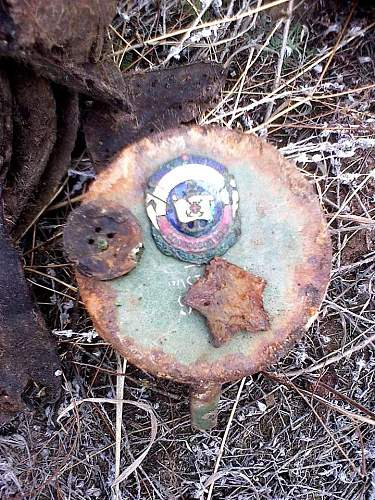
[64, 202, 143, 280]
[76, 126, 331, 384]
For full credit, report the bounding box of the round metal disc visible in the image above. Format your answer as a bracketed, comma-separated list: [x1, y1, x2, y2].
[64, 202, 143, 280]
[76, 126, 331, 384]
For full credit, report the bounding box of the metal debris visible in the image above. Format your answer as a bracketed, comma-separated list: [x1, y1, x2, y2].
[83, 62, 227, 170]
[74, 125, 331, 429]
[74, 125, 331, 385]
[64, 202, 143, 280]
[184, 257, 270, 347]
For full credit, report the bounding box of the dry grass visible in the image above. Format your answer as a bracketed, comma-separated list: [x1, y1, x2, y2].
[1, 1, 374, 499]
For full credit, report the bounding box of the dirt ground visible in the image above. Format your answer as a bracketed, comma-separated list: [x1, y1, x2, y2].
[0, 1, 374, 499]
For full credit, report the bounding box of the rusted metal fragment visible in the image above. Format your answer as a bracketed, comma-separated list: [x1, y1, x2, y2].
[0, 66, 12, 189]
[0, 217, 61, 425]
[123, 62, 226, 121]
[3, 66, 57, 226]
[184, 257, 270, 347]
[190, 382, 221, 431]
[83, 62, 227, 170]
[13, 87, 79, 239]
[64, 202, 143, 280]
[0, 0, 121, 105]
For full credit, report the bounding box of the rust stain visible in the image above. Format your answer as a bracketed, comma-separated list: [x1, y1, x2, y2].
[64, 201, 143, 280]
[183, 257, 269, 347]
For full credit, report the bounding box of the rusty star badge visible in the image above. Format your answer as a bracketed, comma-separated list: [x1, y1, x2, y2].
[183, 257, 270, 347]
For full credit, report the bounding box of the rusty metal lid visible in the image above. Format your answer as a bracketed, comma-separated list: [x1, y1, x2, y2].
[74, 126, 331, 384]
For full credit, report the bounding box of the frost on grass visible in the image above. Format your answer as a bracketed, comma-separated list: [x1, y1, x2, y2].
[0, 1, 374, 499]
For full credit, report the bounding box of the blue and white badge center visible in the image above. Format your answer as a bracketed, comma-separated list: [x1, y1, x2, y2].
[145, 155, 240, 264]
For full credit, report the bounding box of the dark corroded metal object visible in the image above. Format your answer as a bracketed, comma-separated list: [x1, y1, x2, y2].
[73, 126, 332, 431]
[184, 257, 269, 347]
[64, 202, 143, 280]
[146, 155, 240, 264]
[83, 63, 227, 171]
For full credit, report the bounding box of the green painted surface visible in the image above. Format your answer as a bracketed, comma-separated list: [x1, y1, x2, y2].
[110, 161, 306, 367]
[191, 394, 221, 431]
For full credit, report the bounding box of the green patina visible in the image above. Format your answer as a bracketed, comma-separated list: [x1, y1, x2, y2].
[96, 237, 109, 251]
[191, 394, 221, 431]
[109, 162, 305, 368]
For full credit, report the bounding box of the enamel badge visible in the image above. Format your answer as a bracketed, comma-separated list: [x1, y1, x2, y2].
[145, 155, 240, 264]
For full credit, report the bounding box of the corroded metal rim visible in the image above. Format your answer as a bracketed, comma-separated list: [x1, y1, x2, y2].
[76, 125, 332, 384]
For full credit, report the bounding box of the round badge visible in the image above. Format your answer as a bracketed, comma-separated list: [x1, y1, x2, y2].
[145, 155, 240, 264]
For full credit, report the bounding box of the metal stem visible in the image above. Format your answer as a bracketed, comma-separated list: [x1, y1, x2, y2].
[190, 382, 222, 431]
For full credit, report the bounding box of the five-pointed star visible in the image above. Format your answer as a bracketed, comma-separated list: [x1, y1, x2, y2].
[183, 257, 270, 347]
